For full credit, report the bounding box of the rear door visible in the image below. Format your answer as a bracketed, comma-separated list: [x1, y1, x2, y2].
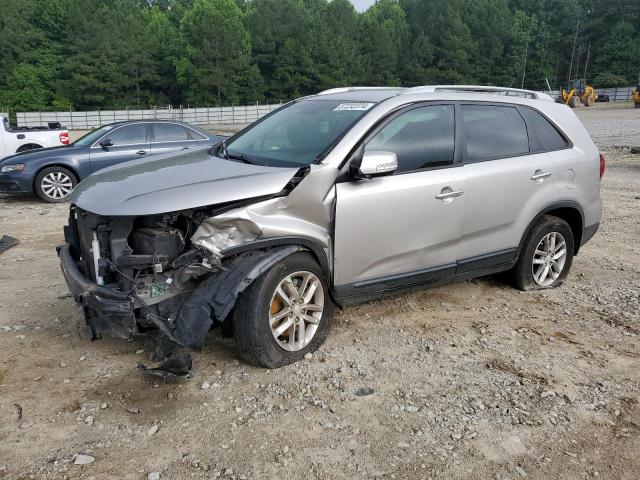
[89, 123, 150, 172]
[333, 104, 466, 297]
[457, 103, 557, 270]
[150, 123, 208, 156]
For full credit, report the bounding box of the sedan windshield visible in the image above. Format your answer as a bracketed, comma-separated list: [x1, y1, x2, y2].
[221, 99, 376, 167]
[72, 125, 118, 147]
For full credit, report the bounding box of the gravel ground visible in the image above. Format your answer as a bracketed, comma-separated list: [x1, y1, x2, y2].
[0, 103, 639, 480]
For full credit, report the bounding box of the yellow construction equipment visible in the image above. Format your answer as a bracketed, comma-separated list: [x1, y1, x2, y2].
[558, 79, 597, 108]
[633, 85, 640, 109]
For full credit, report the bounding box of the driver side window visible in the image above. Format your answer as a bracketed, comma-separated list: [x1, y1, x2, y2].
[365, 105, 455, 173]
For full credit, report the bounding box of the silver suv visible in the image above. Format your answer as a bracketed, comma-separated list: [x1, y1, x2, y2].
[58, 86, 603, 378]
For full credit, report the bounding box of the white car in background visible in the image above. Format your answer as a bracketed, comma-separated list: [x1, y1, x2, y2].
[0, 114, 69, 159]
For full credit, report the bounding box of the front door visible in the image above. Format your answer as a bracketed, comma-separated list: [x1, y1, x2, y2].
[89, 123, 150, 173]
[333, 104, 466, 298]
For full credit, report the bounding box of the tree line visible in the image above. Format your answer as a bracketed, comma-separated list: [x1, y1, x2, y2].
[1, 0, 639, 111]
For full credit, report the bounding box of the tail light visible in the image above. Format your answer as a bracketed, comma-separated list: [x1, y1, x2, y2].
[59, 131, 69, 145]
[599, 153, 605, 179]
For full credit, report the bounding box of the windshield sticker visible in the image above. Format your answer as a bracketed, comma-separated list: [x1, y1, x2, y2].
[333, 102, 375, 112]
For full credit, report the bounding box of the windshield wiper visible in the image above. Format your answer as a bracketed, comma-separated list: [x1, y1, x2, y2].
[226, 152, 255, 165]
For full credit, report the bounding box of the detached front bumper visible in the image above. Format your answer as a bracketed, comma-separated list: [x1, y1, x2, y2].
[57, 243, 137, 339]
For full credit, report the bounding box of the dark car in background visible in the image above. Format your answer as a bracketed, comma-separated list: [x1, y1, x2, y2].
[0, 120, 223, 202]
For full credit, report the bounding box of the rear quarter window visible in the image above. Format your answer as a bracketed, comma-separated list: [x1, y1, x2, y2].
[462, 105, 529, 162]
[520, 108, 569, 152]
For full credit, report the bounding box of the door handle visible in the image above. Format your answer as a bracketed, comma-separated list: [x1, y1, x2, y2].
[435, 190, 464, 200]
[137, 150, 147, 155]
[181, 147, 190, 151]
[531, 170, 552, 182]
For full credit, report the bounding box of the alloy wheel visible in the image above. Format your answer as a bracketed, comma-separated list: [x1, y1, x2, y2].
[269, 271, 324, 352]
[41, 171, 73, 200]
[532, 231, 567, 287]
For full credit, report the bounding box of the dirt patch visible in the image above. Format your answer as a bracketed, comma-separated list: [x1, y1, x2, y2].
[0, 104, 639, 479]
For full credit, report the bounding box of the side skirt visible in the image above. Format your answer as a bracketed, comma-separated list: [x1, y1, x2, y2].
[334, 248, 517, 307]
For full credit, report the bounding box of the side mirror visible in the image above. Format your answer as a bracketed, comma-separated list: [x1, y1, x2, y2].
[100, 138, 113, 148]
[357, 151, 398, 178]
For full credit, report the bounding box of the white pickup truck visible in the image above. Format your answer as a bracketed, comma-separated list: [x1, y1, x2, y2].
[0, 114, 69, 159]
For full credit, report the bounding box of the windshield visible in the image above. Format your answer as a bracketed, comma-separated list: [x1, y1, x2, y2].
[221, 99, 376, 167]
[72, 124, 118, 147]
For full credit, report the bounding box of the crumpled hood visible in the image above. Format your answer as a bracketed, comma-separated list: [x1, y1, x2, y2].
[71, 148, 300, 216]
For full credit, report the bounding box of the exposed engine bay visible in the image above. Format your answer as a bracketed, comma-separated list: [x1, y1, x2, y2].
[60, 203, 305, 380]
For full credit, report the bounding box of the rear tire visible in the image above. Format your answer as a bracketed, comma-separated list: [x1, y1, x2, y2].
[34, 166, 78, 203]
[233, 252, 333, 368]
[510, 215, 574, 291]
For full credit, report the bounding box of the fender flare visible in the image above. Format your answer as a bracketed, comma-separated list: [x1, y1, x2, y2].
[221, 236, 331, 283]
[516, 201, 585, 258]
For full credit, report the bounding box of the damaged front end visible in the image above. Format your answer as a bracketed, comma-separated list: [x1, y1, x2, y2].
[58, 204, 302, 380]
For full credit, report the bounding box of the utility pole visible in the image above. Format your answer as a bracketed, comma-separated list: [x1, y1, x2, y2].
[583, 42, 591, 80]
[568, 20, 580, 82]
[521, 43, 529, 89]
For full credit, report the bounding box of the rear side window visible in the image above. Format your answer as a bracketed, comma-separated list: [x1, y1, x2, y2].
[154, 123, 190, 142]
[520, 108, 568, 151]
[462, 105, 529, 162]
[108, 124, 148, 146]
[366, 105, 455, 173]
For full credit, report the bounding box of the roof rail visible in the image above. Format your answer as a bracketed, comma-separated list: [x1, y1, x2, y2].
[317, 87, 405, 95]
[407, 85, 554, 102]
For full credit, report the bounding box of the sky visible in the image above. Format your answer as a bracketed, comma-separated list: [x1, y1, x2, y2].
[350, 0, 376, 12]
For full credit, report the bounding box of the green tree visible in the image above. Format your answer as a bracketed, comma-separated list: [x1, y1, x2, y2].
[358, 0, 409, 86]
[53, 0, 164, 109]
[593, 21, 638, 84]
[246, 0, 311, 98]
[178, 0, 262, 105]
[0, 63, 49, 110]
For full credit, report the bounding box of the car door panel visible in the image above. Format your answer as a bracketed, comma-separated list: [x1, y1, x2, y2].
[333, 103, 465, 294]
[89, 124, 150, 173]
[334, 167, 467, 290]
[458, 153, 557, 259]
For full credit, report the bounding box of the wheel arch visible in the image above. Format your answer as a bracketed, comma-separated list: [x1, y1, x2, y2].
[518, 202, 584, 257]
[16, 143, 43, 152]
[221, 237, 332, 285]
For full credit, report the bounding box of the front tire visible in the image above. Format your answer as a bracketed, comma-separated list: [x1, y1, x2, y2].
[510, 215, 574, 291]
[34, 166, 78, 203]
[233, 252, 334, 368]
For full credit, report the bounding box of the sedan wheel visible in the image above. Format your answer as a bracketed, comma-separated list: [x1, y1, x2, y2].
[34, 166, 78, 203]
[41, 172, 74, 200]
